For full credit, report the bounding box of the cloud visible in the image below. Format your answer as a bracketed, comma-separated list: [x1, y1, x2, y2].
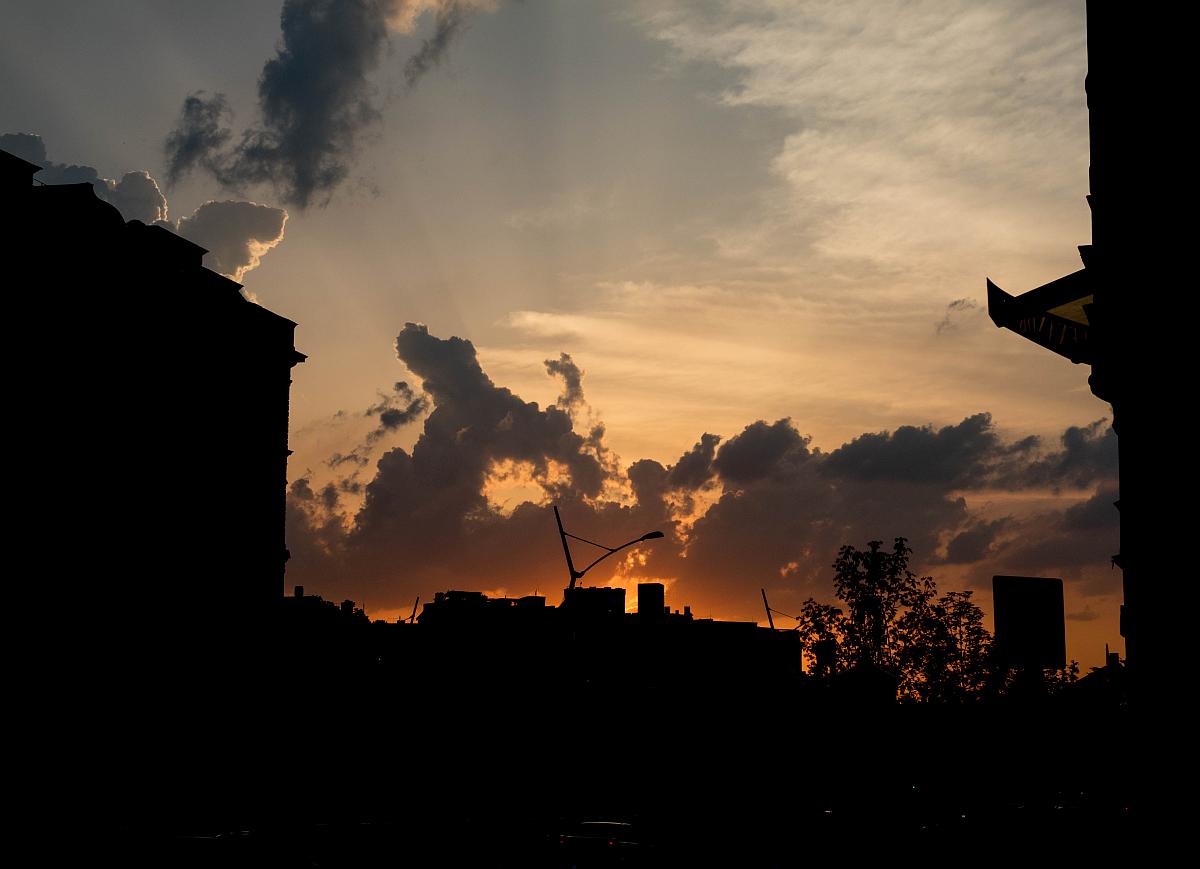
[5, 132, 288, 282]
[1003, 419, 1117, 491]
[634, 1, 1089, 280]
[326, 381, 430, 471]
[991, 483, 1119, 585]
[2, 132, 167, 224]
[714, 419, 810, 486]
[163, 1, 503, 208]
[175, 200, 288, 281]
[942, 518, 1010, 564]
[935, 298, 981, 334]
[667, 433, 720, 490]
[403, 0, 476, 87]
[163, 92, 233, 187]
[544, 352, 585, 413]
[285, 325, 1120, 623]
[366, 380, 430, 440]
[0, 132, 45, 164]
[822, 413, 998, 487]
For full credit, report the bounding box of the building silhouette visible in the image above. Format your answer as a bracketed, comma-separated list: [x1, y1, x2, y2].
[279, 581, 802, 697]
[985, 0, 1181, 708]
[4, 147, 303, 692]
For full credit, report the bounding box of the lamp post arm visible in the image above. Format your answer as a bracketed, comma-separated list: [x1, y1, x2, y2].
[576, 538, 643, 580]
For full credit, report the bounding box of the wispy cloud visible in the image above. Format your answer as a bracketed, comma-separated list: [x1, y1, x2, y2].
[633, 0, 1088, 283]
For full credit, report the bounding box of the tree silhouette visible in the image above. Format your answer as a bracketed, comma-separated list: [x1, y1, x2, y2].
[897, 586, 991, 702]
[832, 538, 922, 670]
[794, 598, 848, 676]
[801, 538, 994, 702]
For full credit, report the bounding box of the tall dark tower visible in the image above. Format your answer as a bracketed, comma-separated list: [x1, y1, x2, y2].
[986, 2, 1181, 707]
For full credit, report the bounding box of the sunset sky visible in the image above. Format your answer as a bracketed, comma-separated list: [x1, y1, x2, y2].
[2, 1, 1120, 667]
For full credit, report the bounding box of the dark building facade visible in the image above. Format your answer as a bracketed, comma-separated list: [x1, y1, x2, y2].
[984, 2, 1186, 707]
[992, 575, 1067, 671]
[4, 148, 303, 688]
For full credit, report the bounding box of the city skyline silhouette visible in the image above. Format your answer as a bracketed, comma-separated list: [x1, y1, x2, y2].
[4, 0, 1182, 862]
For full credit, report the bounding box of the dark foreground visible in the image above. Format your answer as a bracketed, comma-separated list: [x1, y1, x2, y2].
[49, 684, 1161, 867]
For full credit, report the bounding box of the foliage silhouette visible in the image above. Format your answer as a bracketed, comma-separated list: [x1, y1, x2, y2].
[797, 537, 1057, 703]
[832, 537, 923, 670]
[897, 586, 991, 702]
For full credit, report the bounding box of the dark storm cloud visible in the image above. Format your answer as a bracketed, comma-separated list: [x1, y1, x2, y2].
[389, 323, 605, 499]
[4, 133, 287, 280]
[942, 518, 1010, 564]
[286, 477, 349, 570]
[285, 327, 1122, 619]
[823, 413, 999, 487]
[287, 324, 662, 604]
[680, 420, 975, 614]
[163, 1, 502, 208]
[161, 0, 386, 208]
[1003, 419, 1117, 491]
[980, 483, 1120, 597]
[713, 420, 810, 486]
[818, 413, 1113, 493]
[163, 92, 232, 187]
[627, 458, 669, 506]
[1060, 482, 1119, 531]
[667, 433, 720, 490]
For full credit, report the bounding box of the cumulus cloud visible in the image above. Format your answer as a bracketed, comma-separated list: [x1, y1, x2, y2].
[2, 132, 167, 223]
[1002, 419, 1117, 492]
[824, 413, 1003, 487]
[4, 132, 288, 282]
[714, 420, 810, 486]
[175, 200, 288, 281]
[667, 433, 720, 491]
[286, 326, 1120, 623]
[163, 0, 503, 208]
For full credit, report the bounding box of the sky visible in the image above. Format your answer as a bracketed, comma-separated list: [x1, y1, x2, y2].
[1, 0, 1120, 668]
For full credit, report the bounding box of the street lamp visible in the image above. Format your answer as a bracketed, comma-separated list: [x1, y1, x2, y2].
[553, 505, 664, 593]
